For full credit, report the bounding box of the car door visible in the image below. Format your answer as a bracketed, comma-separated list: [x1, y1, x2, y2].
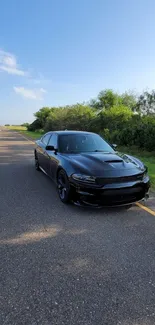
[38, 133, 51, 171]
[46, 133, 59, 180]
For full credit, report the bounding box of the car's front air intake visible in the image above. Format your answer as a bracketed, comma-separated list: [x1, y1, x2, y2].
[96, 173, 144, 185]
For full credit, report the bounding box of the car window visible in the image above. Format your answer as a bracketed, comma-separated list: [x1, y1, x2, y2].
[58, 133, 114, 153]
[42, 134, 51, 146]
[48, 133, 58, 148]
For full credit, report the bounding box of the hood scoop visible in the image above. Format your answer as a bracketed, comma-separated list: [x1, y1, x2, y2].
[105, 159, 123, 163]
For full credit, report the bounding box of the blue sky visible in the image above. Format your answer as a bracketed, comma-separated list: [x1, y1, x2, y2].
[0, 0, 155, 124]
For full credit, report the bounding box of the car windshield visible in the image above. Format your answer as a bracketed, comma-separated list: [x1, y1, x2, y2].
[58, 133, 115, 153]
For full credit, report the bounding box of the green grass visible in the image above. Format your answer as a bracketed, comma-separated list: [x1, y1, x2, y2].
[21, 130, 44, 140]
[119, 146, 155, 190]
[7, 125, 27, 131]
[6, 126, 43, 140]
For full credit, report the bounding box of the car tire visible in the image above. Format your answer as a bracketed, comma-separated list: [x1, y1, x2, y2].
[35, 152, 40, 171]
[57, 169, 71, 203]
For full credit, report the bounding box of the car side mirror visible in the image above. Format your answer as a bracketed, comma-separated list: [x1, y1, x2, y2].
[46, 145, 55, 151]
[112, 144, 117, 150]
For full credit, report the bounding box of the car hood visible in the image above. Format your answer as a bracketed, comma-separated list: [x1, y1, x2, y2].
[64, 151, 145, 177]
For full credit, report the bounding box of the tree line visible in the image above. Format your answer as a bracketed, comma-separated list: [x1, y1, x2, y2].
[27, 89, 155, 151]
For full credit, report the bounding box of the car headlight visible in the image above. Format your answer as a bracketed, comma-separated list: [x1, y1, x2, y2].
[72, 173, 96, 183]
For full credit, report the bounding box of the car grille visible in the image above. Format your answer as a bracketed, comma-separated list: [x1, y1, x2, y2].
[96, 173, 144, 185]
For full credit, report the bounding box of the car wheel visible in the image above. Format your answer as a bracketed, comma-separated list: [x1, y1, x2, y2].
[35, 153, 40, 171]
[57, 170, 71, 203]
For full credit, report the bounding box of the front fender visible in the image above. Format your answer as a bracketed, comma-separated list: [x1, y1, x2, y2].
[127, 154, 146, 170]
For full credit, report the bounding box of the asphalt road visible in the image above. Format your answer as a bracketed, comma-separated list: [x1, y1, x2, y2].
[1, 128, 155, 325]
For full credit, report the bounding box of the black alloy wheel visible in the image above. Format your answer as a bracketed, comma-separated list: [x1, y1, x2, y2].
[35, 153, 40, 171]
[57, 170, 71, 203]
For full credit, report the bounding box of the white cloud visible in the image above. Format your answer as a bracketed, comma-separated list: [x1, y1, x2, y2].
[40, 88, 46, 93]
[0, 49, 27, 76]
[31, 73, 51, 85]
[13, 86, 47, 100]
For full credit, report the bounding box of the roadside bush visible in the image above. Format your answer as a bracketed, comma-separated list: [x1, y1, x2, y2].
[21, 123, 29, 128]
[27, 88, 155, 152]
[27, 119, 42, 131]
[44, 105, 95, 132]
[118, 116, 155, 151]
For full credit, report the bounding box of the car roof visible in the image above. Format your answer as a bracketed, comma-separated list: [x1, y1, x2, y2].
[45, 130, 96, 136]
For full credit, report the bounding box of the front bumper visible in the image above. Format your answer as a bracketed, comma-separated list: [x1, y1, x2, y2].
[70, 176, 150, 207]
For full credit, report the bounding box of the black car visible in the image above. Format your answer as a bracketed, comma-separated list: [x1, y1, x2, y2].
[34, 130, 150, 207]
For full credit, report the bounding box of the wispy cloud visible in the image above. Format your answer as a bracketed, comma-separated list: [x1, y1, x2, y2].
[31, 73, 51, 85]
[13, 86, 47, 100]
[0, 49, 27, 76]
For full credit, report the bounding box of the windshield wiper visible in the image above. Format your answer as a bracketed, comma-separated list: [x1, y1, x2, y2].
[63, 150, 113, 153]
[63, 151, 79, 153]
[93, 150, 112, 153]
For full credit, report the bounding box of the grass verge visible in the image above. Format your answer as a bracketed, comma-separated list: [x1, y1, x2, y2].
[119, 146, 155, 190]
[6, 126, 43, 140]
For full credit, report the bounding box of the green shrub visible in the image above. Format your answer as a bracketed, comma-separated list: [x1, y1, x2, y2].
[27, 119, 42, 131]
[26, 89, 155, 152]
